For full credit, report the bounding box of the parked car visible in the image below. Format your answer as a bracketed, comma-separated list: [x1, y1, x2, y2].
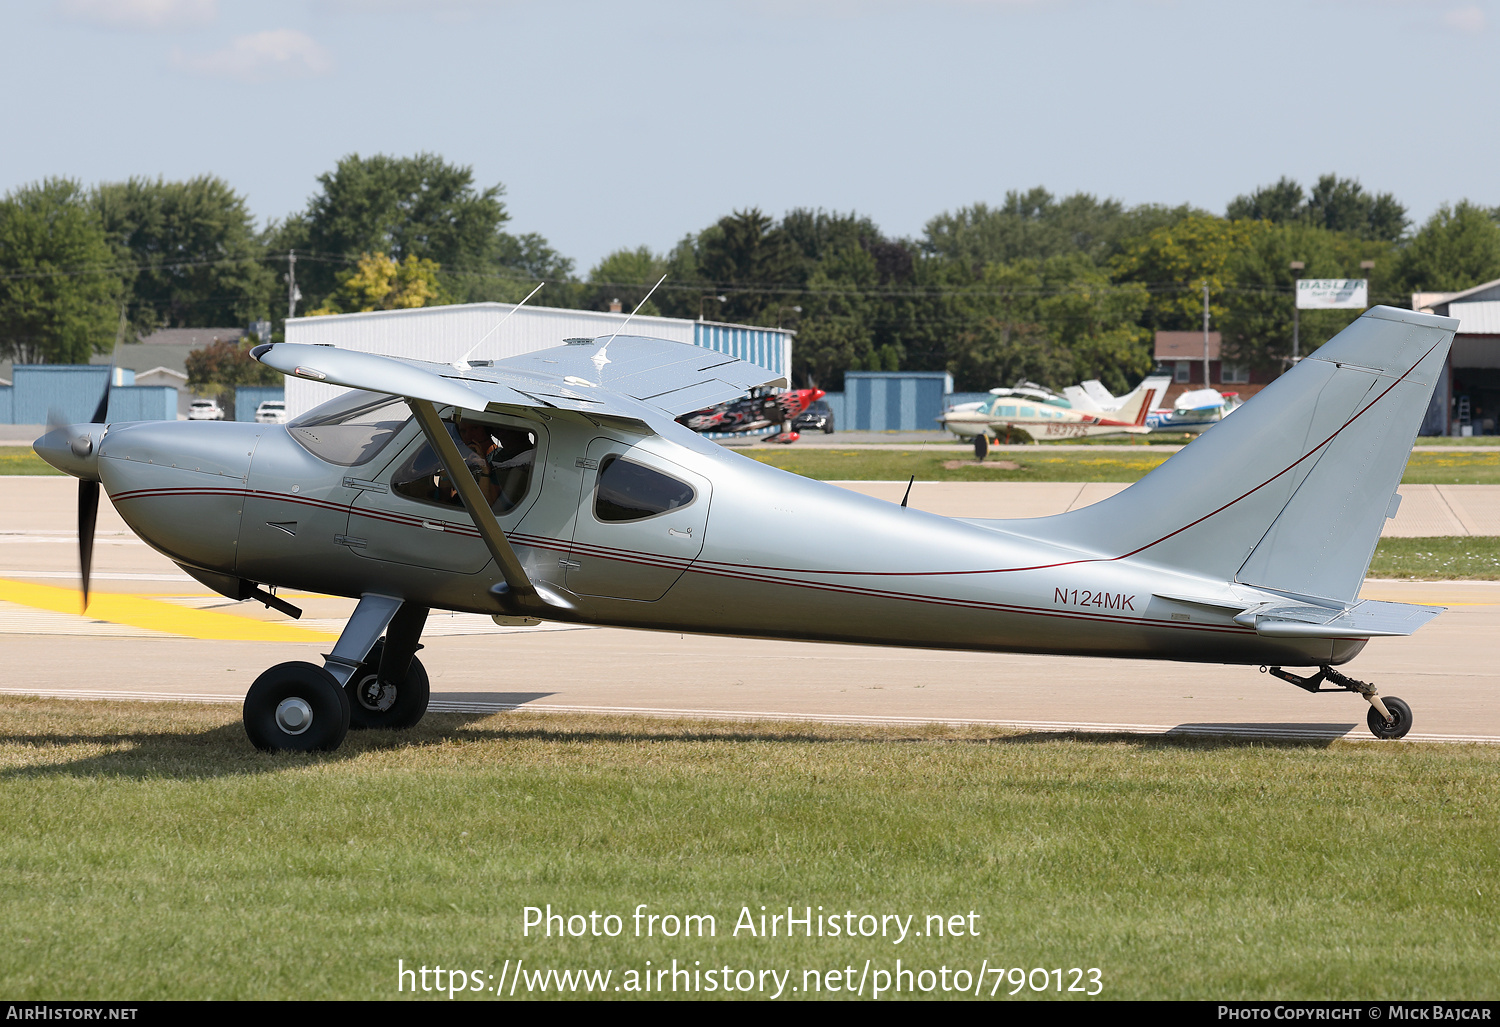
[254, 400, 288, 424]
[187, 399, 224, 421]
[791, 398, 835, 434]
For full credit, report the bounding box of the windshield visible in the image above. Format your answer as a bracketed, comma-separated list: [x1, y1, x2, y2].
[288, 390, 409, 466]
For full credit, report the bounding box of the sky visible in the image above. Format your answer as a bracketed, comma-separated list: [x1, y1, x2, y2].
[2, 0, 1496, 273]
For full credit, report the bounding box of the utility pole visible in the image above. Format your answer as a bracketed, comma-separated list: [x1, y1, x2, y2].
[1290, 260, 1305, 363]
[285, 250, 301, 320]
[1202, 281, 1211, 387]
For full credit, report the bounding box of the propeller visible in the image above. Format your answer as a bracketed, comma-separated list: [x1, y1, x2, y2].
[41, 354, 114, 613]
[78, 479, 99, 613]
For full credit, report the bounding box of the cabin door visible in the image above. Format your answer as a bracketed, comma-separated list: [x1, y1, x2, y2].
[565, 437, 710, 602]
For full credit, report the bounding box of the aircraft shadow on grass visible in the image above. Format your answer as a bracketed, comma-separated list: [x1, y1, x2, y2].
[1, 721, 1361, 782]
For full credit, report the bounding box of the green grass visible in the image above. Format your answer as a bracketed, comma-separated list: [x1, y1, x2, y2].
[0, 449, 57, 475]
[1, 698, 1497, 1000]
[743, 448, 1175, 482]
[1370, 537, 1500, 579]
[1403, 451, 1500, 484]
[741, 447, 1500, 485]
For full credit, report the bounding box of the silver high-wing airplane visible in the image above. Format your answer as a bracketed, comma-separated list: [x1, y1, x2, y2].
[35, 306, 1455, 752]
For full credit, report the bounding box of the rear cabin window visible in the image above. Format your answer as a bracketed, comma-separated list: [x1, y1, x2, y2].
[287, 391, 409, 466]
[594, 456, 695, 522]
[391, 421, 537, 515]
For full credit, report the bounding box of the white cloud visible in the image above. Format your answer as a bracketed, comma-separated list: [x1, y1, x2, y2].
[173, 29, 334, 81]
[1440, 3, 1486, 31]
[59, 0, 217, 29]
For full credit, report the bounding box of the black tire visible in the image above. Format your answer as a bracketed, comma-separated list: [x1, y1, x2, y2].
[244, 661, 350, 752]
[345, 640, 431, 731]
[822, 423, 834, 434]
[1367, 696, 1413, 740]
[973, 433, 988, 461]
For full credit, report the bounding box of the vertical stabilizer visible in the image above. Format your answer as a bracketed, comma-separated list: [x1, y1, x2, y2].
[1112, 376, 1171, 427]
[1019, 307, 1456, 603]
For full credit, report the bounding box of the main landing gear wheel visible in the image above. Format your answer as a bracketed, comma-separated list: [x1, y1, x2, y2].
[243, 662, 350, 752]
[973, 433, 989, 461]
[345, 639, 430, 731]
[1367, 696, 1413, 740]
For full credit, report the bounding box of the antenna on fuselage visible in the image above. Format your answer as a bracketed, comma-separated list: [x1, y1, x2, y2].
[591, 273, 667, 376]
[452, 280, 546, 371]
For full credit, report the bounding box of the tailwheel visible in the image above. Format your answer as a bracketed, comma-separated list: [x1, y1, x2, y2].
[244, 661, 350, 752]
[1266, 665, 1414, 741]
[345, 639, 431, 731]
[973, 433, 989, 461]
[1367, 696, 1413, 740]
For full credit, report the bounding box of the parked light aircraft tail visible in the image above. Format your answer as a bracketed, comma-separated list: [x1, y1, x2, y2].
[1109, 377, 1165, 428]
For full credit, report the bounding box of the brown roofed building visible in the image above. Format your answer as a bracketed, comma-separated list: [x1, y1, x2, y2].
[1153, 330, 1272, 406]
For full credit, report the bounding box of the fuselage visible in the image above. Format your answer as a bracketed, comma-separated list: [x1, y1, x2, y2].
[89, 412, 1359, 669]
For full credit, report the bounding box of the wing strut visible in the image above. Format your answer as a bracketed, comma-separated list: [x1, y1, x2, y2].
[408, 399, 577, 618]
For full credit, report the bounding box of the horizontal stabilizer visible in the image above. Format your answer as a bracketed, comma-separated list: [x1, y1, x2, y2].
[1233, 599, 1444, 639]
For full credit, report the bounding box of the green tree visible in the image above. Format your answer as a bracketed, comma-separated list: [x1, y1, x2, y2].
[1034, 256, 1152, 392]
[93, 175, 272, 337]
[283, 153, 577, 311]
[584, 245, 667, 315]
[289, 152, 511, 307]
[1219, 222, 1393, 371]
[1112, 214, 1256, 332]
[1227, 175, 1407, 242]
[0, 179, 121, 364]
[185, 336, 281, 415]
[1225, 176, 1305, 224]
[792, 245, 882, 388]
[923, 189, 1197, 271]
[694, 208, 802, 325]
[1393, 201, 1500, 295]
[943, 257, 1150, 392]
[308, 252, 450, 315]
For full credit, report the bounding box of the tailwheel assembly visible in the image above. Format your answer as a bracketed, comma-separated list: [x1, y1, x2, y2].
[1266, 665, 1413, 740]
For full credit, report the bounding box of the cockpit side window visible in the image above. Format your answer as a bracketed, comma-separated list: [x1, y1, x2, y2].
[391, 419, 537, 515]
[287, 391, 409, 467]
[594, 456, 695, 522]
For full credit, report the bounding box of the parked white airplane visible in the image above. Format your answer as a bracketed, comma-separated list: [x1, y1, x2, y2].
[1147, 388, 1244, 433]
[939, 376, 1171, 458]
[1070, 379, 1245, 435]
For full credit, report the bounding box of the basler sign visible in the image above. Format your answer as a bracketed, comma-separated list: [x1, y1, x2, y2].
[1297, 278, 1368, 309]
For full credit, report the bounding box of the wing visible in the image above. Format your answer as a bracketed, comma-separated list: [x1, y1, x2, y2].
[252, 334, 788, 431]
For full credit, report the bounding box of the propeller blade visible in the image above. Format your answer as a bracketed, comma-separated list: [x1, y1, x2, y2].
[78, 479, 99, 613]
[92, 365, 113, 425]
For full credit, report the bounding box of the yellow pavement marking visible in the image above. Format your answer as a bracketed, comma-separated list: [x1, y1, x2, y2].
[0, 579, 338, 643]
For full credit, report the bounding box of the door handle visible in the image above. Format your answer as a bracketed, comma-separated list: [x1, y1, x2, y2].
[668, 527, 693, 538]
